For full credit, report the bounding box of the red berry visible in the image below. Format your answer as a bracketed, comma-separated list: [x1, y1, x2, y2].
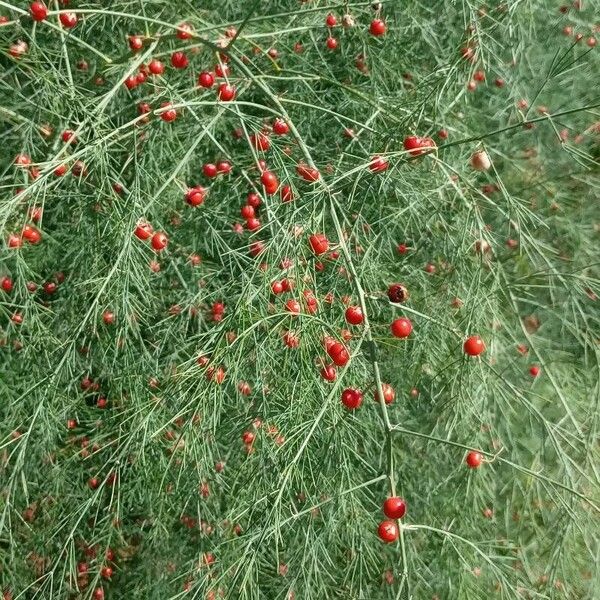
[218, 83, 236, 101]
[30, 2, 48, 22]
[261, 170, 279, 194]
[309, 233, 329, 255]
[320, 364, 337, 382]
[374, 383, 395, 405]
[148, 59, 165, 75]
[171, 51, 189, 69]
[387, 283, 408, 303]
[203, 163, 218, 178]
[377, 520, 398, 543]
[273, 118, 289, 135]
[285, 299, 302, 314]
[529, 365, 540, 377]
[345, 306, 364, 325]
[341, 388, 362, 410]
[216, 160, 232, 174]
[159, 102, 177, 122]
[251, 132, 271, 151]
[326, 37, 339, 50]
[185, 186, 207, 207]
[198, 71, 215, 88]
[240, 205, 255, 219]
[59, 12, 78, 28]
[134, 221, 153, 240]
[328, 342, 349, 366]
[369, 19, 387, 36]
[383, 496, 406, 520]
[463, 335, 485, 356]
[466, 451, 483, 468]
[296, 163, 320, 182]
[128, 35, 143, 51]
[326, 13, 337, 27]
[280, 184, 294, 203]
[369, 155, 388, 173]
[391, 317, 412, 338]
[151, 232, 168, 251]
[1, 277, 13, 293]
[176, 22, 193, 39]
[102, 311, 115, 325]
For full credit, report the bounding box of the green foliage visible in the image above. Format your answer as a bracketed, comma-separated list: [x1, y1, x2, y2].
[0, 1, 599, 599]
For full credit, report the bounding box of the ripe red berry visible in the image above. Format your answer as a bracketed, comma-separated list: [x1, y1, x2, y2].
[320, 364, 337, 382]
[185, 186, 206, 207]
[216, 160, 232, 174]
[383, 496, 406, 520]
[240, 205, 255, 219]
[466, 451, 483, 468]
[326, 13, 337, 27]
[326, 37, 339, 50]
[285, 299, 302, 314]
[328, 341, 349, 366]
[159, 102, 177, 122]
[463, 335, 485, 356]
[59, 12, 78, 28]
[1, 276, 13, 293]
[341, 388, 362, 410]
[391, 317, 412, 338]
[261, 170, 279, 194]
[151, 232, 168, 251]
[198, 71, 215, 88]
[309, 233, 329, 255]
[369, 155, 389, 173]
[374, 383, 395, 405]
[377, 520, 398, 543]
[128, 35, 143, 51]
[30, 2, 48, 21]
[171, 51, 189, 69]
[345, 306, 364, 325]
[273, 118, 289, 135]
[134, 221, 153, 240]
[387, 283, 409, 303]
[176, 22, 193, 39]
[369, 19, 387, 36]
[251, 132, 271, 152]
[296, 163, 320, 182]
[529, 365, 540, 377]
[280, 184, 294, 203]
[218, 83, 236, 101]
[148, 59, 165, 75]
[202, 163, 218, 178]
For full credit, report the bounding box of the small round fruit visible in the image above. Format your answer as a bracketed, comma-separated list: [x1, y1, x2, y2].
[391, 317, 412, 338]
[309, 233, 329, 255]
[198, 71, 215, 88]
[470, 149, 491, 171]
[151, 232, 168, 251]
[218, 83, 236, 101]
[383, 496, 407, 520]
[466, 451, 483, 468]
[341, 388, 363, 410]
[374, 383, 395, 405]
[369, 19, 386, 36]
[463, 335, 485, 356]
[185, 186, 206, 207]
[328, 342, 350, 366]
[59, 12, 78, 28]
[30, 2, 48, 21]
[387, 283, 409, 303]
[377, 520, 398, 543]
[134, 222, 152, 240]
[529, 365, 540, 377]
[159, 103, 177, 122]
[345, 306, 364, 325]
[273, 118, 289, 135]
